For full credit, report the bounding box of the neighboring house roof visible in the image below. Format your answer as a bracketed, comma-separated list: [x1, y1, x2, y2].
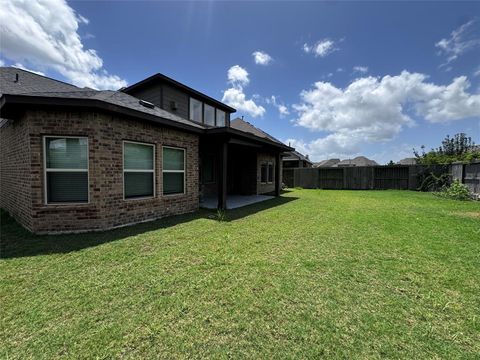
[122, 72, 236, 113]
[314, 158, 341, 167]
[397, 157, 417, 165]
[336, 156, 379, 167]
[283, 150, 313, 164]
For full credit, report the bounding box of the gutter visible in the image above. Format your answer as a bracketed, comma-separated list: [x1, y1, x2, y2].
[0, 94, 204, 134]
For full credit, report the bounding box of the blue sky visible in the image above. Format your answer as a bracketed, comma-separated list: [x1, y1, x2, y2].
[1, 1, 479, 163]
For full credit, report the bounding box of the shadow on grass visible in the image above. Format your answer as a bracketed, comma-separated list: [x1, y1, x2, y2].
[0, 195, 297, 259]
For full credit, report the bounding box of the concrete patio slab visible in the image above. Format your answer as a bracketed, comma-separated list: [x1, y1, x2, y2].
[200, 195, 275, 209]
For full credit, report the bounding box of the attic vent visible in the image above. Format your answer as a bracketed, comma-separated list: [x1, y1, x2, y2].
[139, 99, 155, 109]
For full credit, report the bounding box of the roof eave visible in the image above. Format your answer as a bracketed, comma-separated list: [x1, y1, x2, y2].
[205, 127, 294, 152]
[0, 94, 204, 134]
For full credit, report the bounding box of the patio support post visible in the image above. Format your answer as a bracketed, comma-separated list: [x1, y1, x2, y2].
[275, 152, 281, 196]
[218, 141, 228, 209]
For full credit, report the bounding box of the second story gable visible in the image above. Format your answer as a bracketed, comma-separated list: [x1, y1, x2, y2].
[122, 73, 236, 128]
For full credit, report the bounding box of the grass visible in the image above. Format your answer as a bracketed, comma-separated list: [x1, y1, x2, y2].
[1, 189, 479, 359]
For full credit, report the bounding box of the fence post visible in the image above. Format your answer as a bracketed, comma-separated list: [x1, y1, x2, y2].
[342, 168, 347, 189]
[451, 162, 464, 183]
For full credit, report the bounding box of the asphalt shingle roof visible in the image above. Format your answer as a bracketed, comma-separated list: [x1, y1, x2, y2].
[230, 118, 285, 147]
[0, 67, 205, 130]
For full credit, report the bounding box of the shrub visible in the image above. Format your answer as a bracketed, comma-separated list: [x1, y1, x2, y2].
[417, 172, 450, 192]
[437, 180, 471, 201]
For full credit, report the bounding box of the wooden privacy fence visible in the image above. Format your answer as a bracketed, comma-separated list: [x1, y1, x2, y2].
[451, 161, 480, 194]
[283, 164, 462, 191]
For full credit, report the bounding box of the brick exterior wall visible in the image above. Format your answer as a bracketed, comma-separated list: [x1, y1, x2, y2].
[1, 110, 199, 234]
[0, 117, 34, 231]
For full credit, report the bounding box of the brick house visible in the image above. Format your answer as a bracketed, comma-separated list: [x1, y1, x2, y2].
[0, 67, 292, 234]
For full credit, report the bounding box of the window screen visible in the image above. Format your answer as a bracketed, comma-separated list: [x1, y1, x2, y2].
[123, 142, 155, 199]
[163, 147, 185, 195]
[189, 98, 202, 123]
[204, 104, 215, 126]
[44, 137, 88, 203]
[216, 110, 226, 127]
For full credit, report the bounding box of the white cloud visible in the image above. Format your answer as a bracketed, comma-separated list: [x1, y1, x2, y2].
[292, 71, 480, 157]
[474, 65, 480, 77]
[222, 87, 266, 118]
[353, 66, 368, 74]
[222, 65, 265, 118]
[0, 59, 5, 67]
[285, 134, 362, 161]
[303, 39, 338, 58]
[227, 65, 249, 86]
[267, 95, 289, 117]
[13, 62, 45, 76]
[336, 67, 344, 72]
[0, 0, 127, 90]
[252, 51, 273, 65]
[436, 18, 480, 66]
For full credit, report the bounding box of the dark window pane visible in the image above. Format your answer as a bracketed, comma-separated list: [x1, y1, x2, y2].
[47, 172, 88, 203]
[189, 98, 202, 122]
[163, 173, 184, 195]
[163, 148, 184, 171]
[202, 155, 215, 183]
[124, 172, 154, 198]
[204, 104, 215, 126]
[46, 137, 87, 169]
[261, 163, 268, 183]
[268, 163, 274, 182]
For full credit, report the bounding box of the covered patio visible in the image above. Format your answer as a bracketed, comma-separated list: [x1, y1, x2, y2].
[199, 119, 293, 210]
[200, 194, 275, 210]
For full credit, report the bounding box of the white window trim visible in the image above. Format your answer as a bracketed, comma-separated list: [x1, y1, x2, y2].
[162, 146, 186, 196]
[123, 140, 156, 201]
[43, 135, 89, 205]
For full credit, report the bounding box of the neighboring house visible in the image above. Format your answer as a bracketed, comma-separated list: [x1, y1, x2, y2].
[336, 156, 378, 167]
[283, 150, 313, 168]
[314, 158, 341, 167]
[397, 157, 417, 165]
[0, 67, 292, 234]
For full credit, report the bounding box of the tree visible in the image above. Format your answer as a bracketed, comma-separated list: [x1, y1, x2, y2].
[414, 133, 479, 165]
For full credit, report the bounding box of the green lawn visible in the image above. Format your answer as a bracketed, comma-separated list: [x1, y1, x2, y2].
[1, 190, 479, 359]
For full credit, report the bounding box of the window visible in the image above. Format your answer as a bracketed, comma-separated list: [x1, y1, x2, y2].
[202, 154, 215, 183]
[189, 98, 202, 123]
[260, 163, 268, 183]
[268, 162, 274, 183]
[216, 109, 226, 127]
[260, 161, 274, 184]
[123, 141, 155, 199]
[204, 104, 215, 126]
[163, 147, 185, 195]
[44, 136, 88, 204]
